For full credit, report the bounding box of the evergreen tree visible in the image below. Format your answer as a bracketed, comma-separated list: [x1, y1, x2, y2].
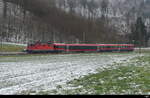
[130, 17, 148, 47]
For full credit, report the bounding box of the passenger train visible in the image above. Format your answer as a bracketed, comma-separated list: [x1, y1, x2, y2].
[26, 41, 134, 53]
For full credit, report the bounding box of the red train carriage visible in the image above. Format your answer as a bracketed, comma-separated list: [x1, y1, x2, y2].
[26, 41, 55, 53]
[54, 43, 134, 52]
[26, 41, 134, 53]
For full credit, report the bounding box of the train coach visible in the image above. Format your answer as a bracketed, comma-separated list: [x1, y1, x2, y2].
[26, 41, 134, 53]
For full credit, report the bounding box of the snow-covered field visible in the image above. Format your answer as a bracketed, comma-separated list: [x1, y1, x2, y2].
[1, 42, 27, 46]
[0, 53, 140, 95]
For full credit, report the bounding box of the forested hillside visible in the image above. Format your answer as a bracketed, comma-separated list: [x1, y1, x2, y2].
[0, 0, 150, 46]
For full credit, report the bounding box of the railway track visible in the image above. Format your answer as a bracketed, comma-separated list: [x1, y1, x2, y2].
[0, 52, 27, 56]
[0, 48, 150, 56]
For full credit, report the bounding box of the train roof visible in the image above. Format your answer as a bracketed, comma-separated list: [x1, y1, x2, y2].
[53, 43, 134, 46]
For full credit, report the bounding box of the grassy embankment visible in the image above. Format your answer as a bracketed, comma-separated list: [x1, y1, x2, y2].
[36, 53, 150, 95]
[0, 44, 25, 52]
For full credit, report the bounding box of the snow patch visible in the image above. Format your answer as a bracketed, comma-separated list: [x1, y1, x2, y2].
[1, 42, 27, 46]
[0, 53, 139, 95]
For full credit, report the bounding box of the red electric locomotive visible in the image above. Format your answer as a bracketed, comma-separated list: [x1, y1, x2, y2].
[26, 41, 134, 53]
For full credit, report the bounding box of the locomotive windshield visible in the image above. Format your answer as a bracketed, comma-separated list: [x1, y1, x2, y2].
[28, 41, 53, 46]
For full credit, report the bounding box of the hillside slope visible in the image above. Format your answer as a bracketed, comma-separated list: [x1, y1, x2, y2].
[0, 0, 150, 45]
